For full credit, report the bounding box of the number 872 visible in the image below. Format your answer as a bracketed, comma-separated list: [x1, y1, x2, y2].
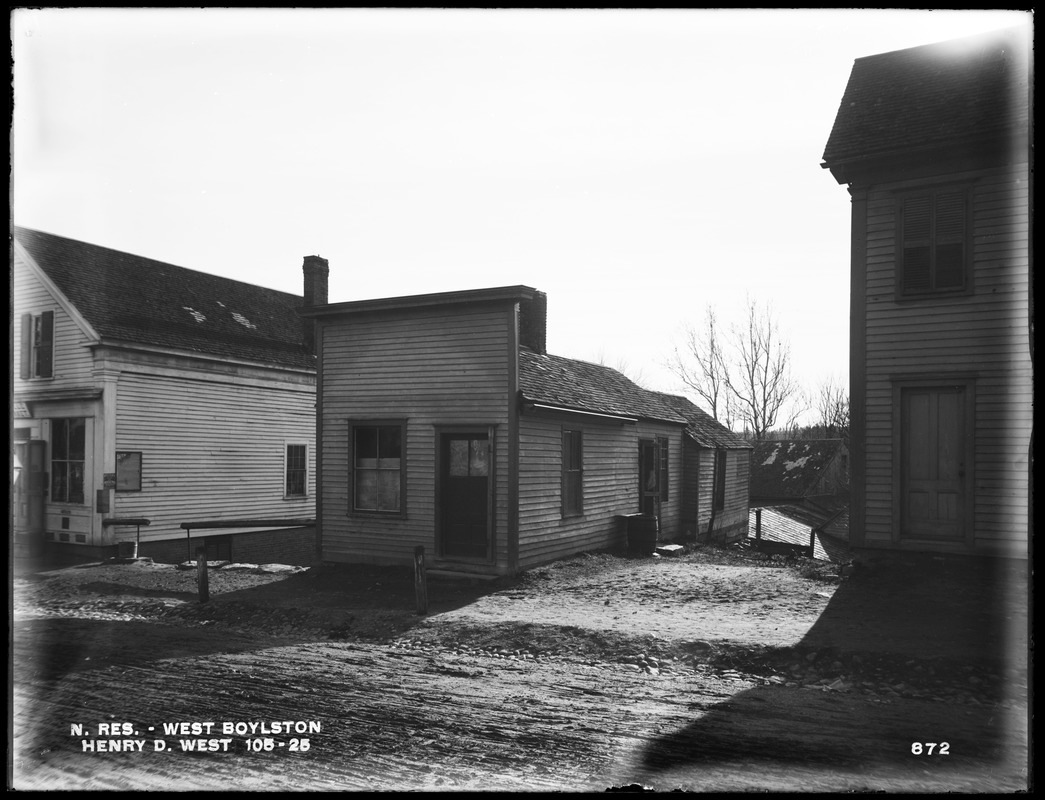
[911, 742, 950, 755]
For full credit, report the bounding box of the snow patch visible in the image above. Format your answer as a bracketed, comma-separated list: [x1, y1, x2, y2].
[182, 307, 206, 323]
[761, 445, 781, 466]
[231, 312, 257, 330]
[783, 456, 811, 471]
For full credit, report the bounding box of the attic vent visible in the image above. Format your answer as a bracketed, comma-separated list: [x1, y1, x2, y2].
[182, 307, 207, 323]
[232, 312, 257, 330]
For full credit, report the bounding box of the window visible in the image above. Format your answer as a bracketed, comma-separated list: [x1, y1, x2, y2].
[713, 449, 727, 511]
[449, 438, 489, 477]
[899, 188, 969, 296]
[562, 428, 584, 517]
[658, 437, 669, 502]
[284, 443, 308, 498]
[20, 311, 54, 379]
[351, 423, 403, 512]
[115, 451, 142, 492]
[51, 418, 86, 504]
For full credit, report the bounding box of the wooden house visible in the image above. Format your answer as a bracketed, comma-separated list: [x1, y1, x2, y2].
[300, 286, 750, 576]
[655, 392, 753, 545]
[13, 226, 319, 565]
[821, 27, 1031, 559]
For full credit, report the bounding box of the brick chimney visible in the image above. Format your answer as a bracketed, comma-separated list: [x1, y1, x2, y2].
[519, 291, 547, 355]
[303, 255, 329, 307]
[302, 255, 329, 354]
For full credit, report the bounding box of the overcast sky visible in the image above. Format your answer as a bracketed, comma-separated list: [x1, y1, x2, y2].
[11, 8, 1032, 426]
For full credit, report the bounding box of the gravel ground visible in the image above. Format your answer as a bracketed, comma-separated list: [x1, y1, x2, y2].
[11, 545, 1031, 792]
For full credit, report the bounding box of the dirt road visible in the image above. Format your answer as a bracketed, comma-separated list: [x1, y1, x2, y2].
[11, 548, 1030, 792]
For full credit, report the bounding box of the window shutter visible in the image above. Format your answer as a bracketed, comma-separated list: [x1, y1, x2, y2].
[903, 247, 932, 292]
[37, 311, 54, 378]
[902, 196, 932, 293]
[658, 438, 669, 502]
[20, 314, 31, 379]
[934, 192, 966, 289]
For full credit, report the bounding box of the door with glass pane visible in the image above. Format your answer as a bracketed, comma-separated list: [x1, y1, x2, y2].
[439, 433, 490, 559]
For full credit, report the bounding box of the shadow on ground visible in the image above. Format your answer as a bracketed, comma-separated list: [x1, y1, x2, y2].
[15, 562, 521, 690]
[635, 554, 1030, 788]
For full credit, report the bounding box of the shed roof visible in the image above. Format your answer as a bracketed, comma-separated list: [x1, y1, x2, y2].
[749, 504, 851, 563]
[15, 226, 314, 370]
[750, 439, 847, 501]
[822, 25, 1030, 177]
[519, 349, 687, 425]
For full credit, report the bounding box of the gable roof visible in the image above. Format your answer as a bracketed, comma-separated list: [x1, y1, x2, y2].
[518, 349, 687, 425]
[749, 439, 847, 501]
[651, 392, 751, 449]
[15, 226, 314, 371]
[822, 25, 1031, 180]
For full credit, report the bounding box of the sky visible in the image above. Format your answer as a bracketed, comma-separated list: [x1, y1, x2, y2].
[11, 8, 1033, 427]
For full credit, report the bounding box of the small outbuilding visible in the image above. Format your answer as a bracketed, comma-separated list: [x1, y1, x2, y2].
[301, 285, 750, 576]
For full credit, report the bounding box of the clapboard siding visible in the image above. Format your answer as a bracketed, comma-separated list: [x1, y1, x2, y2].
[114, 371, 316, 540]
[694, 448, 749, 543]
[13, 252, 96, 387]
[516, 415, 684, 570]
[318, 305, 512, 569]
[858, 160, 1031, 556]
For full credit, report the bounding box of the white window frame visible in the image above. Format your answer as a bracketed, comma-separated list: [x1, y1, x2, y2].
[283, 441, 309, 500]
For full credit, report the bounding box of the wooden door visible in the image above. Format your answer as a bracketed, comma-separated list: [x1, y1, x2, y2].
[14, 440, 47, 534]
[639, 439, 659, 516]
[900, 386, 966, 540]
[440, 434, 490, 559]
[14, 439, 47, 557]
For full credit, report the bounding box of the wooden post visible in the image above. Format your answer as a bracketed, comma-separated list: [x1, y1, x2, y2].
[414, 545, 428, 615]
[755, 508, 762, 541]
[197, 547, 209, 603]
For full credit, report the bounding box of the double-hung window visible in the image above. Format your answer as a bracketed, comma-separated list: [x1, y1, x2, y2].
[898, 188, 970, 297]
[284, 443, 308, 498]
[562, 428, 584, 517]
[351, 422, 404, 513]
[20, 311, 54, 379]
[51, 418, 86, 504]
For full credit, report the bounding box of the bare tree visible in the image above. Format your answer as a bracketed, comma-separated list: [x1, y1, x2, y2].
[814, 374, 850, 446]
[670, 298, 803, 439]
[666, 305, 734, 427]
[722, 299, 804, 440]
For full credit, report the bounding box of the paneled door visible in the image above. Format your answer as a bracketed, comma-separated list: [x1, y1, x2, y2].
[900, 386, 966, 541]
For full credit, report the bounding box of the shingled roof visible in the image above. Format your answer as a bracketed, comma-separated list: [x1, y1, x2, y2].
[15, 226, 314, 370]
[651, 392, 751, 449]
[750, 439, 847, 501]
[822, 25, 1030, 180]
[518, 349, 687, 424]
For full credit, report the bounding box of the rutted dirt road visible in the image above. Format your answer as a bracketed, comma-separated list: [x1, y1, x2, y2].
[11, 547, 1030, 792]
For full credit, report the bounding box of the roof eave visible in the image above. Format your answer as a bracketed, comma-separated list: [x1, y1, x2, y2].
[299, 285, 542, 319]
[822, 130, 1028, 185]
[91, 338, 316, 375]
